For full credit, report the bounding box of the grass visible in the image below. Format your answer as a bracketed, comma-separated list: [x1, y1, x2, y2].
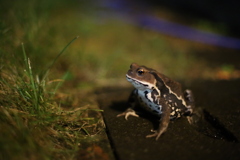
[0, 1, 105, 157]
[0, 0, 239, 159]
[0, 35, 104, 159]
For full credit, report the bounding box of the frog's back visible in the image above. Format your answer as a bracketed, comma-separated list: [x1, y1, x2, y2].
[152, 71, 183, 98]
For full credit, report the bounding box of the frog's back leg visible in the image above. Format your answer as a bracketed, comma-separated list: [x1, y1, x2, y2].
[184, 89, 195, 115]
[183, 89, 202, 124]
[146, 99, 171, 140]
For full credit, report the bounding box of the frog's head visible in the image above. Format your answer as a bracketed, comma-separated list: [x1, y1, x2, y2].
[126, 63, 156, 91]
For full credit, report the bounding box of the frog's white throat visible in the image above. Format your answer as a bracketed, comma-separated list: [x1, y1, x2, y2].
[126, 74, 156, 91]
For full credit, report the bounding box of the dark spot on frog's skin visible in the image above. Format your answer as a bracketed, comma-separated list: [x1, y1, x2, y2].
[153, 110, 159, 114]
[143, 84, 149, 87]
[144, 91, 152, 103]
[151, 89, 159, 104]
[158, 107, 160, 110]
[135, 90, 138, 94]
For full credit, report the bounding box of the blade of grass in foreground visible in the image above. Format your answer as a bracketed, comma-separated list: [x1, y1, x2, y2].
[41, 36, 79, 82]
[19, 36, 79, 114]
[22, 43, 40, 112]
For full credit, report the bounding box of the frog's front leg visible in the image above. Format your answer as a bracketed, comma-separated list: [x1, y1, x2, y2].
[117, 89, 139, 120]
[116, 108, 139, 120]
[146, 100, 170, 140]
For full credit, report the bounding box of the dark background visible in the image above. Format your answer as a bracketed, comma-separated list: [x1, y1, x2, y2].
[143, 0, 240, 37]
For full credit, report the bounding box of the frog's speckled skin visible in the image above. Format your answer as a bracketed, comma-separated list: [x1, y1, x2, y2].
[117, 63, 195, 140]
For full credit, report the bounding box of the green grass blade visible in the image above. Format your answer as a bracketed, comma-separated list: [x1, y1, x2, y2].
[21, 43, 39, 112]
[51, 71, 70, 97]
[41, 36, 79, 81]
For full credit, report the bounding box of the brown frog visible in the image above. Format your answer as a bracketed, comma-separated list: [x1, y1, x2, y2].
[117, 63, 195, 140]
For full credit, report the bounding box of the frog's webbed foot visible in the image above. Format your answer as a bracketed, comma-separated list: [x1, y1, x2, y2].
[116, 108, 139, 120]
[146, 121, 169, 140]
[146, 129, 165, 140]
[187, 107, 203, 124]
[146, 130, 158, 138]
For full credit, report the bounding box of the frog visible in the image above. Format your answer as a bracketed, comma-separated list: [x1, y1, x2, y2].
[117, 63, 195, 140]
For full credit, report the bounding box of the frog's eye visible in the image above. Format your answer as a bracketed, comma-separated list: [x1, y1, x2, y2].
[137, 69, 144, 75]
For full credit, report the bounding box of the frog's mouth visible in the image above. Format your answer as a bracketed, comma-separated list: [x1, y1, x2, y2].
[126, 74, 134, 82]
[126, 74, 149, 89]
